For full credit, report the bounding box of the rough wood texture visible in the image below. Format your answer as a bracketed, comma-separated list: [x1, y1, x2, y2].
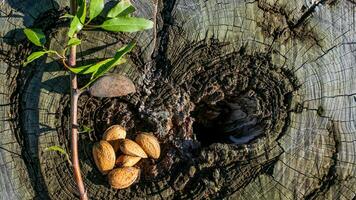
[1, 0, 356, 199]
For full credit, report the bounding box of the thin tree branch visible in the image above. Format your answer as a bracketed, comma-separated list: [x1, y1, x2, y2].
[70, 76, 86, 200]
[69, 0, 88, 199]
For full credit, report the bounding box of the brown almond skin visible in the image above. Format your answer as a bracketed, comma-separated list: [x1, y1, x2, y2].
[119, 139, 148, 158]
[135, 132, 160, 159]
[108, 167, 140, 189]
[116, 155, 141, 167]
[92, 141, 116, 174]
[89, 74, 136, 98]
[103, 125, 126, 152]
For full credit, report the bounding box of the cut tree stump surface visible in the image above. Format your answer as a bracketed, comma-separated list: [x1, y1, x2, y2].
[0, 0, 355, 199]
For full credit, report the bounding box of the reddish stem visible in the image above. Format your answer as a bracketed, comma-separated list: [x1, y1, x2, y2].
[69, 0, 87, 199]
[70, 53, 87, 200]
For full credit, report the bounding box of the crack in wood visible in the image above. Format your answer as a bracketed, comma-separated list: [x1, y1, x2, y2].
[256, 0, 323, 45]
[304, 121, 340, 199]
[154, 0, 177, 78]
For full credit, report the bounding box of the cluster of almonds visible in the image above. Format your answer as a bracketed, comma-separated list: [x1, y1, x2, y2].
[92, 125, 160, 189]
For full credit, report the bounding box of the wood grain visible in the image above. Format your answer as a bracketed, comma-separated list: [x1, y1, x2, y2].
[0, 0, 355, 199]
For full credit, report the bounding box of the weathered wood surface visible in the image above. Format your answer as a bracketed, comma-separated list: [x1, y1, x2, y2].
[1, 0, 356, 199]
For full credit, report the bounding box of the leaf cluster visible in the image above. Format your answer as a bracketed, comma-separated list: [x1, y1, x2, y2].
[23, 0, 153, 90]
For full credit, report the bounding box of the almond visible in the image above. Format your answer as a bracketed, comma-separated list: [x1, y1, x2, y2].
[92, 140, 116, 174]
[119, 139, 148, 158]
[108, 167, 140, 189]
[135, 132, 160, 159]
[103, 125, 126, 152]
[116, 155, 141, 167]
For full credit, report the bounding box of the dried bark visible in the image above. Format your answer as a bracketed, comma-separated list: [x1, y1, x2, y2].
[0, 0, 355, 199]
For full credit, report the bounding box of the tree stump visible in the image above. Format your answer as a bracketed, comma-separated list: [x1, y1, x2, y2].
[1, 0, 355, 199]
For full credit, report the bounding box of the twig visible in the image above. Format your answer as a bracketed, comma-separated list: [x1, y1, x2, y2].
[69, 0, 87, 199]
[52, 50, 65, 59]
[85, 24, 100, 29]
[70, 75, 86, 199]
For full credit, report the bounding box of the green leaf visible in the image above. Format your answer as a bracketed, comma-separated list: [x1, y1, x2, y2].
[67, 37, 81, 47]
[68, 16, 83, 38]
[23, 50, 58, 66]
[80, 43, 134, 89]
[45, 146, 72, 165]
[79, 125, 94, 133]
[100, 17, 153, 32]
[23, 51, 47, 66]
[77, 0, 87, 24]
[89, 0, 104, 21]
[23, 28, 46, 47]
[45, 146, 67, 155]
[67, 0, 87, 37]
[70, 43, 134, 91]
[59, 13, 74, 19]
[83, 59, 126, 89]
[91, 42, 134, 80]
[107, 0, 135, 18]
[68, 58, 113, 74]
